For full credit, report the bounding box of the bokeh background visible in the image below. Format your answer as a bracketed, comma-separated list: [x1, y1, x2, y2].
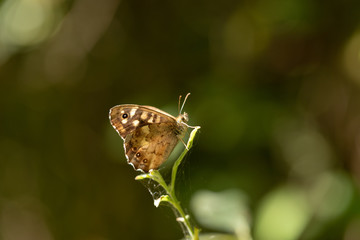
[1, 0, 360, 239]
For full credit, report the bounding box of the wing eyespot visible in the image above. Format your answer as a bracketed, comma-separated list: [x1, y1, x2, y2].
[136, 152, 141, 157]
[143, 159, 148, 163]
[122, 113, 128, 119]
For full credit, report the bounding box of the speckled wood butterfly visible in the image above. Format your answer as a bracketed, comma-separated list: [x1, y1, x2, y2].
[109, 94, 192, 172]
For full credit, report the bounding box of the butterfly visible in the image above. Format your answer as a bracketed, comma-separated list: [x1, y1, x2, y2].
[109, 94, 192, 172]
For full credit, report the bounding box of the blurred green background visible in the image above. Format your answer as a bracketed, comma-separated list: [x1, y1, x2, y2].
[1, 0, 360, 239]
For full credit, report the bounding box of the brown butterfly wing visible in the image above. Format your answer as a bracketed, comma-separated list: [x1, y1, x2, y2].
[125, 123, 184, 172]
[109, 105, 187, 172]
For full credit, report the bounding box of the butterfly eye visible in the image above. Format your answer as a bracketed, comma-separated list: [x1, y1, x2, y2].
[122, 113, 128, 118]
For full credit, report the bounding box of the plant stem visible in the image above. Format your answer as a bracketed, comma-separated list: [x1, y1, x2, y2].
[171, 126, 200, 193]
[136, 126, 200, 240]
[163, 176, 195, 239]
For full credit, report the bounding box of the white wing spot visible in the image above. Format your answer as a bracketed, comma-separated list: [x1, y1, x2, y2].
[141, 112, 148, 120]
[148, 116, 154, 123]
[130, 108, 137, 118]
[122, 119, 128, 124]
[133, 120, 140, 126]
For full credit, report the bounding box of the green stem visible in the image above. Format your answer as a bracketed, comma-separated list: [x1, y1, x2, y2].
[171, 126, 200, 193]
[136, 126, 200, 240]
[163, 177, 195, 239]
[170, 143, 188, 195]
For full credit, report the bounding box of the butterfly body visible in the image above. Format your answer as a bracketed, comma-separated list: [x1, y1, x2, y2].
[109, 104, 188, 172]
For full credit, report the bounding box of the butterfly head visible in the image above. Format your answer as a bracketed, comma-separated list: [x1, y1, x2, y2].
[176, 112, 189, 124]
[177, 93, 190, 124]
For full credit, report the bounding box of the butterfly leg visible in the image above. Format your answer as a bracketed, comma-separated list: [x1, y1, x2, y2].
[178, 136, 188, 150]
[183, 122, 200, 129]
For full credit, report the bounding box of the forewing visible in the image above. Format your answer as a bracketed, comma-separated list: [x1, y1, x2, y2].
[109, 105, 176, 139]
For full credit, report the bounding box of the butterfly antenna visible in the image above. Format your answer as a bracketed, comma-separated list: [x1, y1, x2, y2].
[180, 93, 190, 113]
[178, 94, 182, 114]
